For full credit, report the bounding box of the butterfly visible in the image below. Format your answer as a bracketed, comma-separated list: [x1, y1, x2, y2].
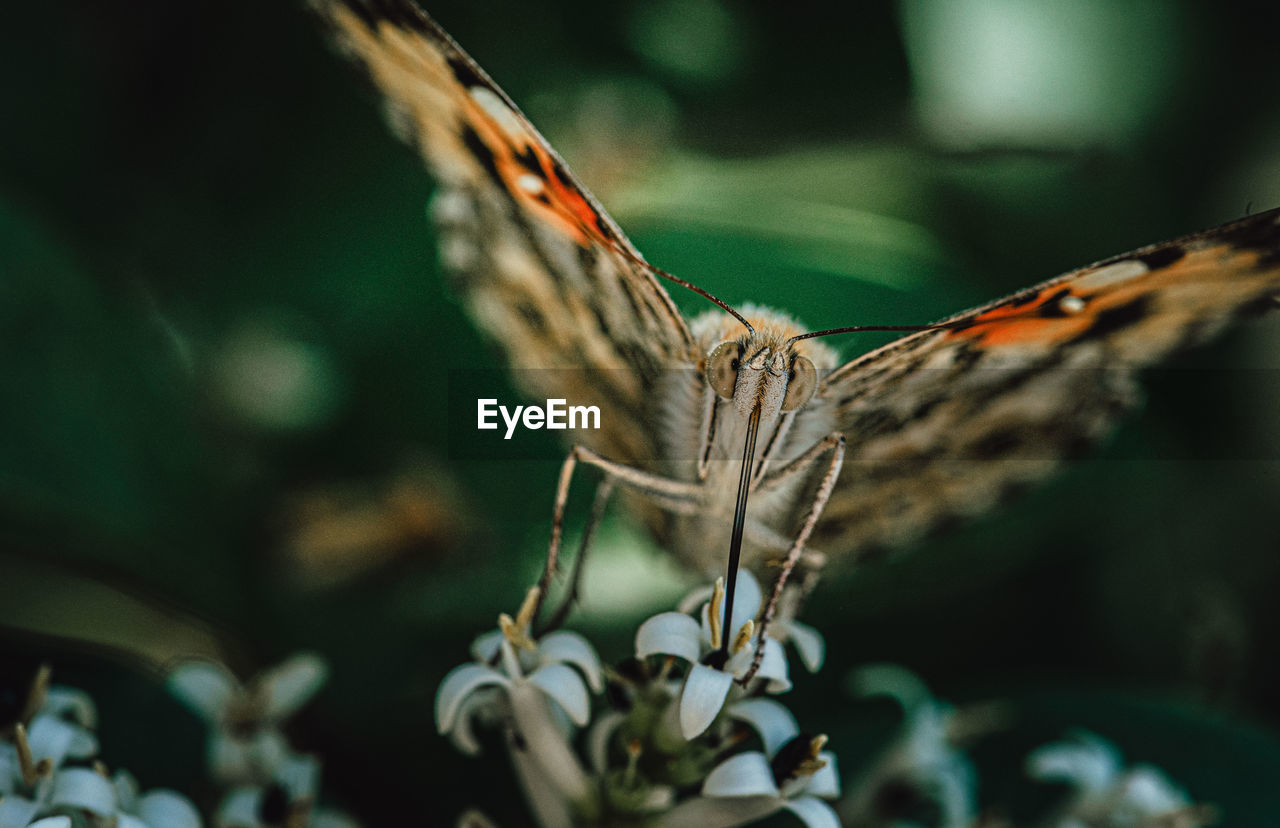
[312, 0, 1280, 589]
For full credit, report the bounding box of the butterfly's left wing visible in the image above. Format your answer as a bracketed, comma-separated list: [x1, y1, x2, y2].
[811, 208, 1280, 559]
[313, 0, 696, 466]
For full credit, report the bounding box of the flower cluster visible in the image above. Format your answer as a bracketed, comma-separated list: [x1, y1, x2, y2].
[166, 653, 358, 827]
[839, 664, 980, 827]
[1027, 731, 1218, 828]
[436, 571, 839, 828]
[435, 572, 1219, 828]
[0, 665, 201, 828]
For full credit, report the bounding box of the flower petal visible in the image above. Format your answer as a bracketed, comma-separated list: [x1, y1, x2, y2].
[505, 723, 577, 828]
[470, 629, 504, 664]
[51, 767, 116, 816]
[753, 639, 791, 693]
[680, 664, 734, 739]
[699, 572, 764, 644]
[849, 663, 930, 710]
[27, 714, 91, 767]
[806, 752, 841, 799]
[208, 731, 253, 782]
[261, 652, 328, 720]
[586, 711, 627, 774]
[167, 660, 238, 721]
[445, 686, 493, 756]
[498, 638, 524, 679]
[730, 571, 764, 627]
[637, 612, 702, 663]
[209, 728, 291, 785]
[114, 769, 141, 811]
[934, 755, 979, 826]
[507, 683, 593, 802]
[527, 663, 591, 726]
[255, 729, 292, 779]
[67, 727, 98, 759]
[1119, 765, 1190, 813]
[215, 787, 261, 826]
[538, 631, 603, 693]
[657, 795, 781, 828]
[703, 752, 780, 797]
[42, 686, 97, 727]
[435, 663, 509, 733]
[310, 810, 363, 828]
[728, 698, 798, 758]
[783, 796, 841, 828]
[311, 808, 366, 828]
[783, 619, 825, 673]
[677, 583, 714, 616]
[0, 796, 43, 828]
[1026, 731, 1120, 793]
[137, 790, 204, 828]
[275, 753, 321, 800]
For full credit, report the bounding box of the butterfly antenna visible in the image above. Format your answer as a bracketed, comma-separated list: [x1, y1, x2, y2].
[716, 405, 761, 666]
[785, 322, 949, 348]
[647, 262, 755, 334]
[787, 307, 1080, 347]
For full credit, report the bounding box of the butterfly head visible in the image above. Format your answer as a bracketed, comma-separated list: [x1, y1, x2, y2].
[707, 339, 817, 419]
[703, 315, 823, 421]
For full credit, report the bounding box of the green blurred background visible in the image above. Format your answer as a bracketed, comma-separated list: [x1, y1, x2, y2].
[3, 0, 1280, 823]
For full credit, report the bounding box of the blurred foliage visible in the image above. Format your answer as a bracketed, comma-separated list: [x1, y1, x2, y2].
[2, 0, 1280, 823]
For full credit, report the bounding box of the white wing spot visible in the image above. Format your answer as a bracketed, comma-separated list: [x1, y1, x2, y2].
[1059, 295, 1086, 314]
[382, 101, 414, 145]
[430, 190, 475, 225]
[469, 86, 526, 139]
[440, 236, 479, 270]
[516, 173, 545, 195]
[1074, 259, 1148, 291]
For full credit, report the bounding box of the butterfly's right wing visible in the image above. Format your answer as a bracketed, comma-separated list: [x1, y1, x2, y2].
[811, 208, 1280, 560]
[314, 0, 696, 464]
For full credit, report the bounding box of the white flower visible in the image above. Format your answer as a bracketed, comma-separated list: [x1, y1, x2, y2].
[0, 674, 101, 828]
[40, 687, 97, 730]
[659, 697, 840, 828]
[841, 665, 978, 828]
[0, 715, 95, 828]
[1028, 731, 1213, 827]
[435, 587, 603, 827]
[215, 753, 357, 828]
[40, 767, 205, 828]
[435, 587, 603, 754]
[766, 583, 826, 674]
[167, 652, 328, 785]
[49, 767, 116, 819]
[770, 615, 825, 675]
[113, 770, 203, 828]
[0, 772, 50, 828]
[0, 714, 99, 784]
[677, 573, 826, 674]
[638, 572, 789, 739]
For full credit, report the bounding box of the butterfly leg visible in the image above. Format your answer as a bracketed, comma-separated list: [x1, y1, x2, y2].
[535, 476, 616, 635]
[537, 444, 704, 620]
[743, 432, 847, 684]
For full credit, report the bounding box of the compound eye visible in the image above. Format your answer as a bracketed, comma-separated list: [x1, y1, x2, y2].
[706, 341, 742, 399]
[781, 355, 817, 411]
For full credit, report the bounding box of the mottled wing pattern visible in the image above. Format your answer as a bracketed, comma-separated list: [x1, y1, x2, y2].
[812, 208, 1280, 559]
[312, 0, 695, 463]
